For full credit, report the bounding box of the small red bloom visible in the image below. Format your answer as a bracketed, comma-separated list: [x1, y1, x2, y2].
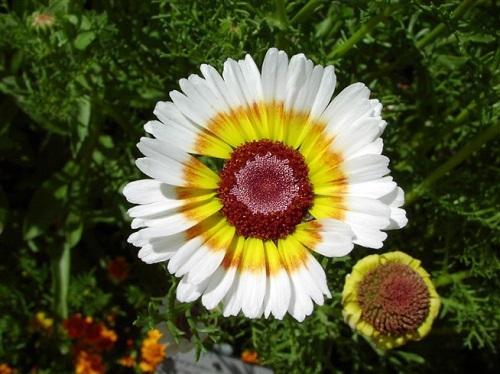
[107, 256, 130, 283]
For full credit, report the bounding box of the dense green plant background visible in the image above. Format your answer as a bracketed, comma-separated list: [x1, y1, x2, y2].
[0, 0, 498, 372]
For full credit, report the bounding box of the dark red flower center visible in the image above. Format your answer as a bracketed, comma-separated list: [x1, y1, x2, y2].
[218, 140, 313, 240]
[357, 262, 430, 336]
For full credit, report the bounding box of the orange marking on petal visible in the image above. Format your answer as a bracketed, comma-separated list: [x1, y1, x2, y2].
[277, 235, 309, 274]
[310, 196, 346, 220]
[178, 199, 222, 224]
[181, 157, 219, 189]
[221, 235, 245, 269]
[295, 221, 322, 250]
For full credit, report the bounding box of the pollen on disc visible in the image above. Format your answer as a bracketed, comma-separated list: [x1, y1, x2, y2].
[218, 140, 313, 240]
[230, 152, 299, 215]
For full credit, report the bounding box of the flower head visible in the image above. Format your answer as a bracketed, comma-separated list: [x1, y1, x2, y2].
[342, 251, 440, 349]
[0, 364, 14, 374]
[124, 48, 407, 321]
[31, 12, 55, 29]
[33, 311, 54, 333]
[64, 314, 117, 352]
[139, 329, 166, 373]
[117, 355, 136, 368]
[74, 350, 105, 374]
[241, 349, 259, 364]
[107, 256, 130, 283]
[64, 314, 94, 340]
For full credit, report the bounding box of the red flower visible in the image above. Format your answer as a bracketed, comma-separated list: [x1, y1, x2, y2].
[64, 314, 117, 353]
[107, 257, 129, 283]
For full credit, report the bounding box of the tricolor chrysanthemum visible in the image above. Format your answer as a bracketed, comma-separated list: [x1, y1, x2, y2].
[342, 251, 440, 349]
[123, 48, 408, 321]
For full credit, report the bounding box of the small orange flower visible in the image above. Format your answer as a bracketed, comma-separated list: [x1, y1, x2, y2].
[0, 363, 14, 374]
[74, 350, 105, 374]
[139, 330, 166, 373]
[107, 256, 130, 283]
[241, 350, 259, 364]
[117, 355, 136, 368]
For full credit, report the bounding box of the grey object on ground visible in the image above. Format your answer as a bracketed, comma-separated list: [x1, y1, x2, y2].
[156, 349, 273, 374]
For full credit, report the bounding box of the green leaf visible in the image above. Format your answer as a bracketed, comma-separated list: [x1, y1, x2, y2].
[74, 31, 96, 50]
[64, 211, 83, 249]
[72, 96, 91, 154]
[23, 178, 68, 241]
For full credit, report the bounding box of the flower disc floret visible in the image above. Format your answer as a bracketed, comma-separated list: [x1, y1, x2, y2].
[342, 251, 440, 349]
[358, 263, 430, 335]
[218, 140, 313, 240]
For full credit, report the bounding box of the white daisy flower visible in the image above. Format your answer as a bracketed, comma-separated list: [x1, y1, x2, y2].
[123, 48, 408, 322]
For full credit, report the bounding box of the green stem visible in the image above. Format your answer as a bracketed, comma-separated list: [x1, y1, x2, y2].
[52, 244, 71, 320]
[435, 271, 471, 288]
[416, 0, 477, 49]
[406, 124, 500, 205]
[291, 0, 323, 24]
[328, 4, 399, 59]
[275, 0, 288, 27]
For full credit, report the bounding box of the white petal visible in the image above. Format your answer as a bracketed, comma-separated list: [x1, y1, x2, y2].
[294, 64, 324, 113]
[135, 157, 185, 186]
[200, 63, 236, 109]
[202, 266, 237, 310]
[240, 271, 266, 318]
[312, 219, 355, 257]
[179, 77, 218, 120]
[188, 74, 228, 113]
[381, 186, 408, 229]
[309, 65, 336, 119]
[238, 54, 263, 103]
[127, 200, 182, 218]
[343, 154, 390, 183]
[138, 233, 186, 264]
[170, 90, 211, 127]
[347, 176, 396, 199]
[178, 245, 226, 285]
[130, 200, 220, 234]
[351, 225, 388, 249]
[222, 59, 247, 107]
[176, 276, 209, 303]
[261, 48, 287, 102]
[321, 82, 370, 126]
[288, 272, 314, 322]
[144, 120, 197, 155]
[292, 266, 324, 306]
[284, 53, 307, 110]
[332, 118, 382, 159]
[349, 138, 384, 158]
[264, 270, 291, 319]
[154, 101, 203, 134]
[137, 136, 191, 164]
[168, 237, 204, 274]
[305, 254, 331, 298]
[130, 213, 196, 246]
[345, 196, 391, 227]
[223, 273, 244, 317]
[123, 179, 168, 205]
